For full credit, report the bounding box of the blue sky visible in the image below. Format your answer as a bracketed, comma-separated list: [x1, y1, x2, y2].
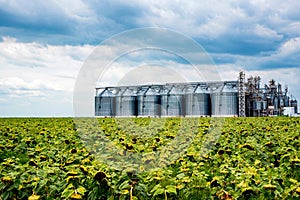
[0, 0, 300, 116]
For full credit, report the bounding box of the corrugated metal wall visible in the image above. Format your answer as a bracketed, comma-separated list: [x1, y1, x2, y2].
[115, 88, 137, 116]
[137, 87, 161, 116]
[95, 89, 115, 116]
[185, 85, 210, 116]
[95, 82, 239, 117]
[211, 84, 238, 116]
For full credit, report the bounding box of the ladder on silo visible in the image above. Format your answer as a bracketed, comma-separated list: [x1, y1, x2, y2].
[238, 71, 246, 117]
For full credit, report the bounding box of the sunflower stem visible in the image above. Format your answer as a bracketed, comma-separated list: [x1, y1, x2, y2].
[130, 185, 133, 200]
[165, 190, 168, 200]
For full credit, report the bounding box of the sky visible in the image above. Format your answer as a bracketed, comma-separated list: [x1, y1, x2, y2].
[0, 0, 300, 116]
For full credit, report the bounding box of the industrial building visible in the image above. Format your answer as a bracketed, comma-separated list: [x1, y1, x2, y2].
[95, 71, 298, 117]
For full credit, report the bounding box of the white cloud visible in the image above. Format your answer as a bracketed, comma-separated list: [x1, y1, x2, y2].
[0, 77, 62, 97]
[52, 0, 94, 22]
[0, 37, 94, 92]
[131, 0, 287, 42]
[98, 61, 202, 87]
[282, 22, 300, 35]
[250, 37, 300, 66]
[0, 37, 95, 116]
[140, 0, 237, 38]
[277, 37, 300, 56]
[253, 24, 283, 40]
[217, 64, 300, 101]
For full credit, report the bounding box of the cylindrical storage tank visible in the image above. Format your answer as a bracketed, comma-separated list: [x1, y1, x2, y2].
[211, 83, 238, 116]
[253, 101, 262, 110]
[262, 101, 267, 110]
[115, 89, 123, 116]
[185, 85, 210, 116]
[95, 89, 115, 116]
[160, 86, 183, 116]
[137, 87, 160, 116]
[291, 100, 298, 114]
[160, 86, 170, 116]
[95, 96, 101, 116]
[284, 96, 290, 107]
[167, 94, 183, 116]
[160, 95, 168, 116]
[273, 96, 279, 110]
[139, 95, 160, 116]
[115, 88, 137, 116]
[279, 97, 284, 107]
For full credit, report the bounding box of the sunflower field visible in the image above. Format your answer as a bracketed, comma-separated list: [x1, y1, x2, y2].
[0, 117, 300, 199]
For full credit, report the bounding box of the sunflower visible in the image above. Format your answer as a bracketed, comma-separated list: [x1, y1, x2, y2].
[28, 194, 40, 200]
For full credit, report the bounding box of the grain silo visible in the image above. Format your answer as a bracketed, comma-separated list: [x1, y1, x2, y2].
[160, 85, 184, 116]
[160, 85, 172, 116]
[95, 88, 115, 116]
[95, 71, 298, 117]
[115, 87, 137, 116]
[137, 86, 161, 116]
[185, 84, 210, 116]
[211, 82, 238, 116]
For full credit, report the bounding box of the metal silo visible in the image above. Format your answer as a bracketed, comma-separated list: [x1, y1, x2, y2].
[160, 85, 184, 116]
[273, 96, 279, 115]
[160, 86, 170, 116]
[185, 84, 210, 116]
[291, 99, 298, 114]
[95, 88, 115, 116]
[115, 88, 137, 116]
[262, 101, 267, 110]
[184, 85, 195, 116]
[114, 88, 123, 116]
[137, 86, 161, 116]
[137, 86, 147, 116]
[211, 83, 238, 116]
[253, 101, 262, 111]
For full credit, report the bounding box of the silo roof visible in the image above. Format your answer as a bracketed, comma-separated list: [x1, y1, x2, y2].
[146, 87, 160, 95]
[222, 84, 238, 92]
[137, 86, 149, 95]
[195, 85, 208, 93]
[122, 88, 137, 96]
[100, 89, 115, 97]
[160, 85, 172, 95]
[169, 86, 185, 94]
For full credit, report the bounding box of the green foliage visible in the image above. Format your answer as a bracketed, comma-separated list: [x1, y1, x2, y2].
[0, 117, 300, 199]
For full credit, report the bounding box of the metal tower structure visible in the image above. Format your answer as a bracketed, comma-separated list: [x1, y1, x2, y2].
[238, 70, 246, 117]
[95, 72, 298, 117]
